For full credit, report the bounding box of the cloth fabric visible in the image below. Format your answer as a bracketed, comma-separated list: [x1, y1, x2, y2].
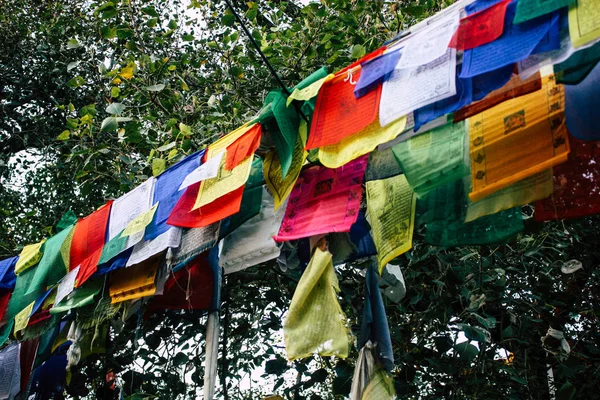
[225, 123, 262, 170]
[0, 342, 21, 399]
[15, 240, 45, 275]
[318, 115, 406, 169]
[460, 1, 559, 78]
[555, 36, 600, 85]
[70, 201, 112, 286]
[145, 150, 205, 241]
[354, 49, 402, 98]
[126, 227, 181, 267]
[350, 342, 376, 400]
[7, 267, 40, 323]
[220, 188, 286, 274]
[514, 0, 574, 24]
[109, 254, 161, 304]
[534, 135, 600, 220]
[449, 0, 511, 50]
[274, 155, 368, 242]
[306, 49, 385, 150]
[29, 352, 68, 400]
[365, 148, 402, 182]
[0, 256, 17, 290]
[392, 120, 469, 198]
[171, 223, 220, 272]
[50, 278, 103, 314]
[359, 264, 394, 373]
[284, 248, 349, 360]
[259, 67, 329, 178]
[468, 75, 570, 202]
[568, 0, 600, 48]
[107, 177, 155, 242]
[148, 250, 218, 312]
[366, 175, 417, 272]
[564, 61, 600, 140]
[27, 224, 74, 296]
[224, 157, 265, 236]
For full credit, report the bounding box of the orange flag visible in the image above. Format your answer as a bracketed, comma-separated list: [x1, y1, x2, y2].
[225, 123, 262, 170]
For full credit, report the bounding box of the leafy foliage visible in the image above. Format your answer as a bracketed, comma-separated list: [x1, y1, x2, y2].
[1, 0, 599, 399]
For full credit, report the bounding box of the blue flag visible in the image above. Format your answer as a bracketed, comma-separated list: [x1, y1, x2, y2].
[354, 49, 402, 98]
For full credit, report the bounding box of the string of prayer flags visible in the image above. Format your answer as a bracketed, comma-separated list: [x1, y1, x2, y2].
[273, 155, 368, 242]
[107, 177, 155, 245]
[0, 256, 17, 290]
[468, 75, 569, 202]
[0, 343, 21, 400]
[460, 1, 559, 78]
[15, 241, 45, 275]
[365, 148, 402, 182]
[318, 115, 406, 169]
[144, 152, 204, 240]
[194, 124, 256, 209]
[568, 0, 600, 48]
[7, 269, 40, 323]
[220, 188, 286, 274]
[178, 151, 221, 192]
[109, 254, 161, 304]
[380, 48, 457, 127]
[0, 290, 11, 322]
[283, 248, 349, 361]
[449, 0, 511, 50]
[564, 62, 600, 140]
[305, 49, 384, 149]
[392, 120, 469, 198]
[286, 68, 332, 106]
[534, 136, 600, 220]
[350, 342, 377, 400]
[14, 301, 35, 334]
[359, 264, 394, 373]
[27, 224, 74, 296]
[360, 367, 397, 400]
[417, 180, 467, 230]
[514, 0, 574, 24]
[465, 170, 553, 222]
[354, 49, 401, 98]
[555, 39, 600, 85]
[120, 204, 157, 238]
[70, 202, 112, 286]
[366, 174, 417, 272]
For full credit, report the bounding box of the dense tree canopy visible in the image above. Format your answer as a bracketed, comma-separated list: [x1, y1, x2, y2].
[1, 0, 599, 399]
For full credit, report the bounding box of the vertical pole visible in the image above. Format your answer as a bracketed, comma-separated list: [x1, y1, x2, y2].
[203, 311, 220, 400]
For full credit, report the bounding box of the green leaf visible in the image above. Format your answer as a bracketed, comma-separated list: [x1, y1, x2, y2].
[221, 14, 235, 27]
[168, 19, 178, 29]
[557, 382, 576, 400]
[67, 61, 80, 71]
[100, 26, 117, 39]
[67, 76, 85, 88]
[458, 323, 490, 343]
[167, 148, 178, 160]
[245, 7, 258, 21]
[351, 44, 366, 59]
[454, 342, 479, 362]
[111, 87, 120, 98]
[157, 142, 176, 152]
[66, 38, 81, 49]
[152, 158, 166, 176]
[182, 34, 194, 41]
[264, 357, 288, 375]
[146, 84, 165, 92]
[56, 130, 70, 141]
[179, 123, 192, 136]
[106, 102, 126, 115]
[101, 117, 118, 132]
[141, 6, 158, 17]
[172, 353, 188, 367]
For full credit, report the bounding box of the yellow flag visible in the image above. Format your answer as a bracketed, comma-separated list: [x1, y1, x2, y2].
[284, 248, 349, 361]
[286, 74, 334, 106]
[194, 123, 257, 209]
[465, 169, 553, 222]
[121, 203, 158, 238]
[109, 255, 159, 304]
[366, 175, 416, 272]
[264, 126, 308, 211]
[568, 0, 600, 48]
[469, 75, 569, 202]
[14, 301, 35, 333]
[319, 116, 406, 169]
[15, 240, 45, 275]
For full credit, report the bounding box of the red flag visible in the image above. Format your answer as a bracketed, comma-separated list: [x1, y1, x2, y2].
[70, 201, 112, 286]
[147, 252, 214, 312]
[225, 123, 262, 170]
[535, 136, 600, 221]
[449, 0, 510, 50]
[305, 48, 385, 150]
[167, 182, 244, 228]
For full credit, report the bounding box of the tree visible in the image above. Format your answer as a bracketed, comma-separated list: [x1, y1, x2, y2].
[1, 0, 599, 399]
